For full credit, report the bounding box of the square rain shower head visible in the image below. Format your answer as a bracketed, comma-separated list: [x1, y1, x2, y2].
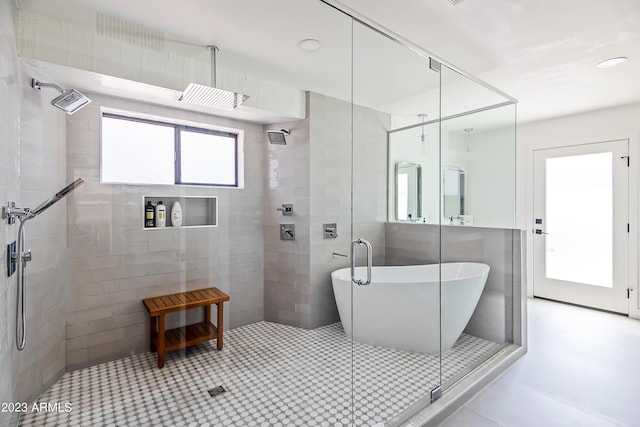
[50, 89, 91, 114]
[179, 83, 250, 110]
[267, 130, 288, 145]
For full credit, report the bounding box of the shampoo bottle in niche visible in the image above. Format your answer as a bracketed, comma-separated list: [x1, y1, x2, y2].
[155, 201, 166, 227]
[170, 201, 183, 227]
[145, 201, 156, 228]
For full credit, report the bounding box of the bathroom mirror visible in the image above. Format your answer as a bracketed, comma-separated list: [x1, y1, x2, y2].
[443, 167, 465, 219]
[395, 162, 422, 221]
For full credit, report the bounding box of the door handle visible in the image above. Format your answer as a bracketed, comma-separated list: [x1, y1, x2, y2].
[351, 238, 372, 286]
[534, 229, 548, 235]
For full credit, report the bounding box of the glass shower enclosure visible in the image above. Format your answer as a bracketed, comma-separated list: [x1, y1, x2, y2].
[20, 0, 518, 426]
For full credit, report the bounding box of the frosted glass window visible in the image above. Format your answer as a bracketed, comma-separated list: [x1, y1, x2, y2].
[180, 130, 237, 186]
[545, 152, 613, 287]
[101, 113, 239, 187]
[101, 116, 175, 185]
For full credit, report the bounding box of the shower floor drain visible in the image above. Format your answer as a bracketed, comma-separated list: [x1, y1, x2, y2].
[208, 385, 226, 397]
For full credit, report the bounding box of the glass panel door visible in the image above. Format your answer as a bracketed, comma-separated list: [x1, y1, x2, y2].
[533, 140, 629, 313]
[351, 21, 442, 425]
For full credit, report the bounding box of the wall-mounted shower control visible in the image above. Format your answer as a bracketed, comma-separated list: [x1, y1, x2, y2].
[7, 241, 16, 277]
[323, 223, 338, 239]
[276, 204, 294, 216]
[280, 224, 295, 240]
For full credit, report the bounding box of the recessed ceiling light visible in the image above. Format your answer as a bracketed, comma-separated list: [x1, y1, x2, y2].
[597, 57, 628, 69]
[298, 39, 322, 52]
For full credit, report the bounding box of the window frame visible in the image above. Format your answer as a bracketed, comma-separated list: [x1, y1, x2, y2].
[102, 112, 239, 188]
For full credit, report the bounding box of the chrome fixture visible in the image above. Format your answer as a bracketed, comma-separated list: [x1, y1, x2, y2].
[418, 113, 427, 142]
[323, 223, 338, 239]
[267, 129, 291, 145]
[31, 79, 91, 114]
[351, 238, 372, 286]
[179, 45, 250, 110]
[280, 224, 295, 240]
[4, 178, 84, 351]
[332, 252, 348, 258]
[276, 203, 294, 216]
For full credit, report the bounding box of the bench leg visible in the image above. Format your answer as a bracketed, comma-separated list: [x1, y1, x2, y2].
[149, 316, 157, 352]
[157, 314, 165, 368]
[217, 302, 224, 350]
[205, 304, 211, 323]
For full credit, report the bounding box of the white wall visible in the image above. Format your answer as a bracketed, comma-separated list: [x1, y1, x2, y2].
[517, 102, 640, 318]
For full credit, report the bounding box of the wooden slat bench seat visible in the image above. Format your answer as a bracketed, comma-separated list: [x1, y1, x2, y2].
[143, 287, 230, 368]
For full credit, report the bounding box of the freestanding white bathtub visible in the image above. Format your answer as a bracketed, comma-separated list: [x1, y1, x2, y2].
[331, 262, 490, 354]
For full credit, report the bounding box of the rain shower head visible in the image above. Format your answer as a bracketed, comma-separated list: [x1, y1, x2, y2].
[31, 79, 91, 114]
[267, 129, 291, 145]
[179, 45, 250, 110]
[29, 178, 84, 217]
[180, 84, 249, 110]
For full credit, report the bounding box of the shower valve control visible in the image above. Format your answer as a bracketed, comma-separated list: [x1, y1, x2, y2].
[276, 204, 294, 216]
[280, 224, 295, 240]
[323, 223, 338, 239]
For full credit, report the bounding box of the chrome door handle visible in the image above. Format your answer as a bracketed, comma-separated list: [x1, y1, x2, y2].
[351, 238, 372, 286]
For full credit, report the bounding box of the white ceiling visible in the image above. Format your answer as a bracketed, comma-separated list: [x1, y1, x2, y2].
[17, 0, 640, 126]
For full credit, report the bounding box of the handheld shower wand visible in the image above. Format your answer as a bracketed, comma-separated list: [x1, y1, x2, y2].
[3, 178, 84, 350]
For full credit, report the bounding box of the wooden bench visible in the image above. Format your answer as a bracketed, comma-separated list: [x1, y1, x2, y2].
[142, 287, 230, 368]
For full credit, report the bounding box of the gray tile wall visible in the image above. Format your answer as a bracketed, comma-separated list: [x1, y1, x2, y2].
[263, 92, 389, 329]
[1, 0, 72, 420]
[263, 117, 311, 328]
[0, 1, 20, 424]
[309, 93, 389, 328]
[15, 63, 70, 403]
[65, 93, 265, 370]
[385, 223, 525, 344]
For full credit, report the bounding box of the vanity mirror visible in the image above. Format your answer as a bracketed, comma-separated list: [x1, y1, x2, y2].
[395, 162, 422, 221]
[443, 167, 465, 219]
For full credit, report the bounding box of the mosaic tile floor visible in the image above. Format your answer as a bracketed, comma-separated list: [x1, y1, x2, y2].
[19, 322, 502, 427]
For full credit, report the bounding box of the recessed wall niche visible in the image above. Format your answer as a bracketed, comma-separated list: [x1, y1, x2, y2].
[143, 196, 218, 229]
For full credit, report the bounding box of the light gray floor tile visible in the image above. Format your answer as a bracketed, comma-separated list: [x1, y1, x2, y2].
[439, 406, 502, 427]
[439, 298, 640, 427]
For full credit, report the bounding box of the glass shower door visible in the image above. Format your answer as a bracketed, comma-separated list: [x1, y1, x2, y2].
[350, 21, 443, 425]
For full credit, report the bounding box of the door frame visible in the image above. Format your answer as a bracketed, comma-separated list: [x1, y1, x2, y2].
[525, 132, 639, 319]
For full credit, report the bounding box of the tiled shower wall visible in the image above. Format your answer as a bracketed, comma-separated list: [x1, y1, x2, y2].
[1, 0, 72, 420]
[309, 93, 389, 327]
[16, 64, 71, 403]
[65, 93, 265, 370]
[264, 92, 389, 329]
[0, 1, 20, 425]
[263, 117, 312, 327]
[385, 223, 525, 344]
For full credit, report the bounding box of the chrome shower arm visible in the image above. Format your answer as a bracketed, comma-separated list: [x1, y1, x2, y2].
[31, 79, 64, 93]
